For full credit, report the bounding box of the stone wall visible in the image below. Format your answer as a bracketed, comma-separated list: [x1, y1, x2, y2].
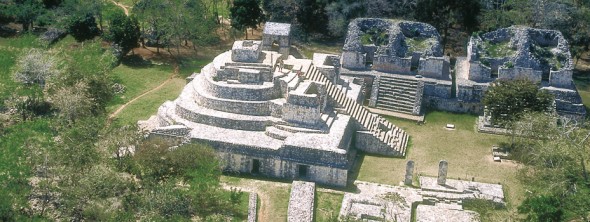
[175, 104, 269, 131]
[373, 56, 412, 74]
[423, 97, 484, 114]
[355, 131, 402, 156]
[283, 91, 321, 126]
[247, 193, 257, 222]
[498, 67, 542, 82]
[550, 69, 573, 88]
[193, 82, 272, 116]
[201, 74, 278, 101]
[418, 57, 448, 78]
[468, 62, 492, 82]
[456, 83, 488, 102]
[287, 181, 315, 222]
[215, 150, 349, 186]
[413, 81, 425, 115]
[421, 79, 487, 114]
[341, 51, 365, 69]
[422, 80, 453, 99]
[282, 103, 321, 126]
[231, 40, 261, 62]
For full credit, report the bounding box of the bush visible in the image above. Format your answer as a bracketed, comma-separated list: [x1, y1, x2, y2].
[67, 13, 101, 42]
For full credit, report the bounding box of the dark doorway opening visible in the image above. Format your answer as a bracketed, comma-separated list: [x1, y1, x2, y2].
[298, 164, 309, 178]
[271, 40, 280, 52]
[251, 159, 260, 174]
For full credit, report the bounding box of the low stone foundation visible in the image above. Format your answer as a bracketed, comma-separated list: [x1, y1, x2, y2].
[288, 181, 315, 222]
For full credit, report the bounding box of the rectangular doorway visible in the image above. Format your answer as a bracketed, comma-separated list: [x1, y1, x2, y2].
[251, 159, 260, 174]
[298, 164, 309, 178]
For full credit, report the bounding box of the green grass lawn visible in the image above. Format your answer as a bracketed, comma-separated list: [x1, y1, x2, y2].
[357, 111, 523, 211]
[0, 34, 43, 103]
[111, 78, 185, 125]
[221, 176, 291, 222]
[315, 191, 343, 222]
[107, 64, 173, 112]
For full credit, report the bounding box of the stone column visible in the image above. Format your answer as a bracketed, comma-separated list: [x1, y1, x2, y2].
[404, 160, 415, 186]
[437, 160, 448, 185]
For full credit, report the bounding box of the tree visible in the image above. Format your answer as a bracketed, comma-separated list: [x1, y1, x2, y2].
[66, 12, 101, 41]
[105, 10, 140, 55]
[6, 0, 45, 31]
[46, 81, 95, 124]
[324, 0, 365, 37]
[415, 0, 480, 52]
[482, 78, 554, 126]
[12, 48, 62, 87]
[230, 0, 264, 39]
[508, 113, 590, 221]
[518, 195, 564, 222]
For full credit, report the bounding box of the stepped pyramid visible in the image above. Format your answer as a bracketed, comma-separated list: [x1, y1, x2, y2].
[139, 22, 409, 187]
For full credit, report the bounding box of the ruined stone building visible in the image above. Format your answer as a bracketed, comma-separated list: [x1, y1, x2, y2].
[340, 18, 585, 120]
[139, 22, 409, 187]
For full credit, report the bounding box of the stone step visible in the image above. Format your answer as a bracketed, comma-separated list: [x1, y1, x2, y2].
[380, 81, 419, 89]
[265, 126, 293, 140]
[376, 101, 416, 110]
[302, 64, 408, 157]
[380, 76, 419, 84]
[379, 84, 418, 93]
[377, 94, 417, 104]
[375, 104, 415, 115]
[274, 124, 324, 134]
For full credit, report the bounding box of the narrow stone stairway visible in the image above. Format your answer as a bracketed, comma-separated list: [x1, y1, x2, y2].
[304, 65, 409, 156]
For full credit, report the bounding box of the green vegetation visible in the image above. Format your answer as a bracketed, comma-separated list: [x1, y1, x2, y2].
[506, 112, 590, 221]
[315, 191, 343, 222]
[483, 78, 554, 126]
[531, 44, 566, 70]
[360, 27, 389, 46]
[114, 78, 185, 124]
[107, 63, 172, 113]
[406, 37, 430, 53]
[358, 111, 523, 216]
[483, 40, 515, 58]
[221, 176, 292, 221]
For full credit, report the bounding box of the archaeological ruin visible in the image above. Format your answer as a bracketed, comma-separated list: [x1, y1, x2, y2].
[134, 19, 541, 221]
[340, 18, 585, 121]
[139, 22, 409, 187]
[140, 18, 585, 188]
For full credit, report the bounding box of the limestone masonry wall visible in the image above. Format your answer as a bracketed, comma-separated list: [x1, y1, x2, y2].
[287, 181, 315, 222]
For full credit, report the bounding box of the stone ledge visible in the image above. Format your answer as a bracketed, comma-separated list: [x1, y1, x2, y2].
[287, 181, 315, 222]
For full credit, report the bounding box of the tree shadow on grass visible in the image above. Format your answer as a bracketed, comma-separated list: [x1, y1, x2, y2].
[121, 54, 154, 68]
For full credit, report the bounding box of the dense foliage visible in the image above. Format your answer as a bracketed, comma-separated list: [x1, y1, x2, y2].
[483, 78, 554, 126]
[230, 0, 264, 38]
[507, 113, 590, 221]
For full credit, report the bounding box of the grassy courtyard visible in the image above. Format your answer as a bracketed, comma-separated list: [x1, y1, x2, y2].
[358, 112, 520, 202]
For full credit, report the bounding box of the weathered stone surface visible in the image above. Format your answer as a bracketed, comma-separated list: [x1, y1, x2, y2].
[232, 40, 262, 62]
[247, 192, 257, 222]
[404, 160, 415, 185]
[437, 160, 448, 185]
[288, 181, 315, 222]
[416, 205, 481, 222]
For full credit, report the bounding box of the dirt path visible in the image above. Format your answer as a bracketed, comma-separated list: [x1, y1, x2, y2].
[222, 184, 271, 222]
[107, 65, 179, 124]
[111, 0, 130, 16]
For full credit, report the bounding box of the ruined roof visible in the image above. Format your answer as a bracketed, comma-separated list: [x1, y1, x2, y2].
[469, 26, 573, 71]
[343, 18, 443, 58]
[263, 22, 291, 36]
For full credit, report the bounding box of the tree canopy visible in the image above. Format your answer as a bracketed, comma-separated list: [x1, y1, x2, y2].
[230, 0, 264, 38]
[483, 78, 554, 126]
[508, 113, 590, 221]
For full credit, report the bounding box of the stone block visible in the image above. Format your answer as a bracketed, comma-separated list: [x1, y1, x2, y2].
[231, 40, 261, 62]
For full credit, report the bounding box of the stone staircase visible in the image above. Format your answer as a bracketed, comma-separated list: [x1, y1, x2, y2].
[304, 65, 409, 156]
[376, 75, 420, 115]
